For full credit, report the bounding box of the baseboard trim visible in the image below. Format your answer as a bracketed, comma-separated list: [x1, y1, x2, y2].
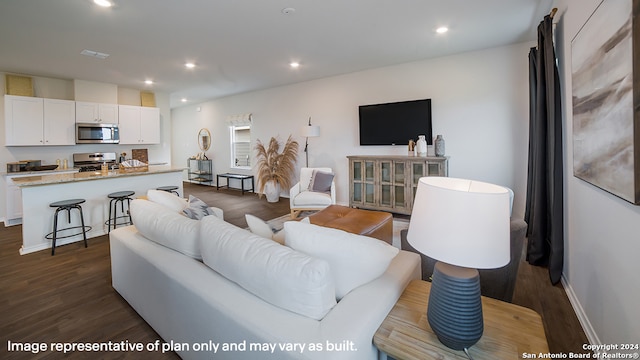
[561, 273, 599, 345]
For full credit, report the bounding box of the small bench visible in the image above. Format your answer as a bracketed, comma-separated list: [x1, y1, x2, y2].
[307, 205, 393, 244]
[216, 173, 255, 195]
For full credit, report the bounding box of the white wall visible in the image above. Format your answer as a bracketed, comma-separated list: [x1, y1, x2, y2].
[553, 0, 640, 345]
[172, 41, 532, 217]
[0, 73, 172, 222]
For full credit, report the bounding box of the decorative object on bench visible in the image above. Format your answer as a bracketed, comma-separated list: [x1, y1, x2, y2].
[254, 135, 299, 202]
[406, 177, 510, 351]
[289, 167, 336, 218]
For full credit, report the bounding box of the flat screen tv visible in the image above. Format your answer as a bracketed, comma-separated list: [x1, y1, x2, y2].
[359, 99, 433, 146]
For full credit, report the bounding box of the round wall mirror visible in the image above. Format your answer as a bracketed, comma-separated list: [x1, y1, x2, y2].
[198, 128, 211, 151]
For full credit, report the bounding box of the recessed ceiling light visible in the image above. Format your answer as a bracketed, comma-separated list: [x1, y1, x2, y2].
[93, 0, 113, 8]
[181, 98, 188, 102]
[185, 62, 196, 69]
[282, 7, 296, 15]
[436, 26, 449, 34]
[144, 80, 153, 85]
[290, 62, 300, 68]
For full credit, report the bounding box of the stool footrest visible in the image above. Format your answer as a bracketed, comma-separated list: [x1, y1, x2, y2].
[45, 225, 93, 240]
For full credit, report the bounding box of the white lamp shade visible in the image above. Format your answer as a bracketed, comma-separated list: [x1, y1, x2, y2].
[407, 177, 510, 269]
[300, 125, 320, 137]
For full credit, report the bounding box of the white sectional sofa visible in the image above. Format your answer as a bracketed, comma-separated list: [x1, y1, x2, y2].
[109, 191, 421, 360]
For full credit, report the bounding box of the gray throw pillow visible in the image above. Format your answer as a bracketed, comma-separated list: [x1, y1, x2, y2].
[308, 170, 334, 194]
[183, 195, 215, 220]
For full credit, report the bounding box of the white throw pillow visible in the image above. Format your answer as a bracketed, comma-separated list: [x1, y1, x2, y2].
[200, 215, 336, 320]
[284, 221, 399, 300]
[147, 189, 187, 213]
[130, 199, 202, 259]
[245, 214, 286, 245]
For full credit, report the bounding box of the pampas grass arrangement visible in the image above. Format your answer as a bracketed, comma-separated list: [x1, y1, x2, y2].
[254, 135, 299, 196]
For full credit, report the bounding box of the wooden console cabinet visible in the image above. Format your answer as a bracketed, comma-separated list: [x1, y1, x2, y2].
[347, 155, 448, 215]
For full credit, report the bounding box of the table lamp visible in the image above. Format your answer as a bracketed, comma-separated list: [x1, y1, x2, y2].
[407, 177, 510, 351]
[300, 117, 320, 167]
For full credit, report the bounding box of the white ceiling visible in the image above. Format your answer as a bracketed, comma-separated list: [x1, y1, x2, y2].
[0, 0, 553, 108]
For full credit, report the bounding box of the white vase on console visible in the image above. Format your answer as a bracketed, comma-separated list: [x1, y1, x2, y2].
[416, 135, 428, 157]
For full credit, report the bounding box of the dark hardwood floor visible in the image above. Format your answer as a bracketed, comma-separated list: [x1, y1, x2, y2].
[0, 182, 586, 359]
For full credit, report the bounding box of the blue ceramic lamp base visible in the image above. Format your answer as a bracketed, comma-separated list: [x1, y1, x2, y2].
[427, 261, 483, 351]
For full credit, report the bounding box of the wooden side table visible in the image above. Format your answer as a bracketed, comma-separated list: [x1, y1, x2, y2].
[374, 280, 549, 360]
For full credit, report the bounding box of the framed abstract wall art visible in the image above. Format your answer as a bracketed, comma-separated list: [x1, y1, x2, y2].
[571, 0, 640, 204]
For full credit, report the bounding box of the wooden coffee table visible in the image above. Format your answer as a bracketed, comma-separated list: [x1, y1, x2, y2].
[374, 280, 549, 360]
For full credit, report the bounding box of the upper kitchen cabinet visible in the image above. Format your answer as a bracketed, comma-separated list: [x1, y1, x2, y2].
[5, 95, 76, 146]
[43, 99, 76, 145]
[118, 105, 160, 144]
[75, 101, 118, 123]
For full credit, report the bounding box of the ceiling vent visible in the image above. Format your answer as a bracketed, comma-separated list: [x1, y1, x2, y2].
[80, 49, 109, 59]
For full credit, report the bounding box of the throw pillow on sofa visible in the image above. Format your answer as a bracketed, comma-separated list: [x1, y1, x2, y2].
[200, 215, 337, 320]
[130, 199, 202, 260]
[183, 195, 216, 220]
[245, 214, 289, 244]
[146, 189, 187, 212]
[284, 221, 399, 300]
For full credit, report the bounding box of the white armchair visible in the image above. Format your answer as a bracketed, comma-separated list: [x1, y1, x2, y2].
[289, 167, 336, 218]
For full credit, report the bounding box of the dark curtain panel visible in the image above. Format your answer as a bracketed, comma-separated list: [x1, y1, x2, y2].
[525, 15, 564, 285]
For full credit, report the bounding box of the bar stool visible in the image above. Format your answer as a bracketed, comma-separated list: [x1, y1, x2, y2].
[45, 199, 91, 256]
[106, 190, 135, 233]
[156, 185, 180, 196]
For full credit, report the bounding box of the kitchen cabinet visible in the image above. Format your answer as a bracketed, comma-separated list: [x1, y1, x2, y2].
[43, 98, 76, 145]
[348, 155, 448, 215]
[4, 95, 75, 146]
[5, 169, 79, 227]
[76, 101, 118, 123]
[118, 105, 160, 144]
[5, 177, 23, 226]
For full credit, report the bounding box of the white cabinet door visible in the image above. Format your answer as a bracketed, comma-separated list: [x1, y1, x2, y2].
[76, 102, 118, 123]
[75, 101, 98, 122]
[43, 98, 76, 145]
[118, 105, 160, 144]
[140, 107, 160, 144]
[118, 105, 141, 144]
[5, 95, 44, 145]
[99, 103, 119, 124]
[5, 178, 23, 226]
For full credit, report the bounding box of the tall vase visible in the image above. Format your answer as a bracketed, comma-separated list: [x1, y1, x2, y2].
[264, 180, 281, 203]
[435, 135, 445, 157]
[416, 135, 427, 157]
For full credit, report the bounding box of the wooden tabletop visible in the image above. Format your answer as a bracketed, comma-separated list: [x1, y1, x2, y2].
[374, 280, 549, 360]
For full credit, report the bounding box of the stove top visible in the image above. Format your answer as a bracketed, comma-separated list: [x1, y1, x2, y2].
[73, 152, 117, 171]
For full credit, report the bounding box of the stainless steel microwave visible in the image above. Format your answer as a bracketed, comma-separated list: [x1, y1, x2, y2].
[76, 123, 120, 144]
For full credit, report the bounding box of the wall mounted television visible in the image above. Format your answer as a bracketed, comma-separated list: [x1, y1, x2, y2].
[359, 99, 433, 146]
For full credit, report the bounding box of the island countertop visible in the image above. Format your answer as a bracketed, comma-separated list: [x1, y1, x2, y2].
[16, 166, 185, 255]
[12, 166, 185, 187]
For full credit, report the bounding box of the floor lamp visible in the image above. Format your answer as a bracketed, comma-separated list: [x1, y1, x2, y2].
[407, 177, 510, 353]
[300, 117, 320, 167]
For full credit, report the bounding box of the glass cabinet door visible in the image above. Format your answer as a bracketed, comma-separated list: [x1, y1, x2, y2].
[394, 161, 405, 208]
[427, 162, 442, 176]
[380, 161, 392, 207]
[352, 161, 363, 203]
[364, 161, 376, 205]
[411, 161, 426, 200]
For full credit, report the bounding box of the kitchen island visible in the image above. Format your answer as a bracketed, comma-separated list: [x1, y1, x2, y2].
[12, 166, 185, 255]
